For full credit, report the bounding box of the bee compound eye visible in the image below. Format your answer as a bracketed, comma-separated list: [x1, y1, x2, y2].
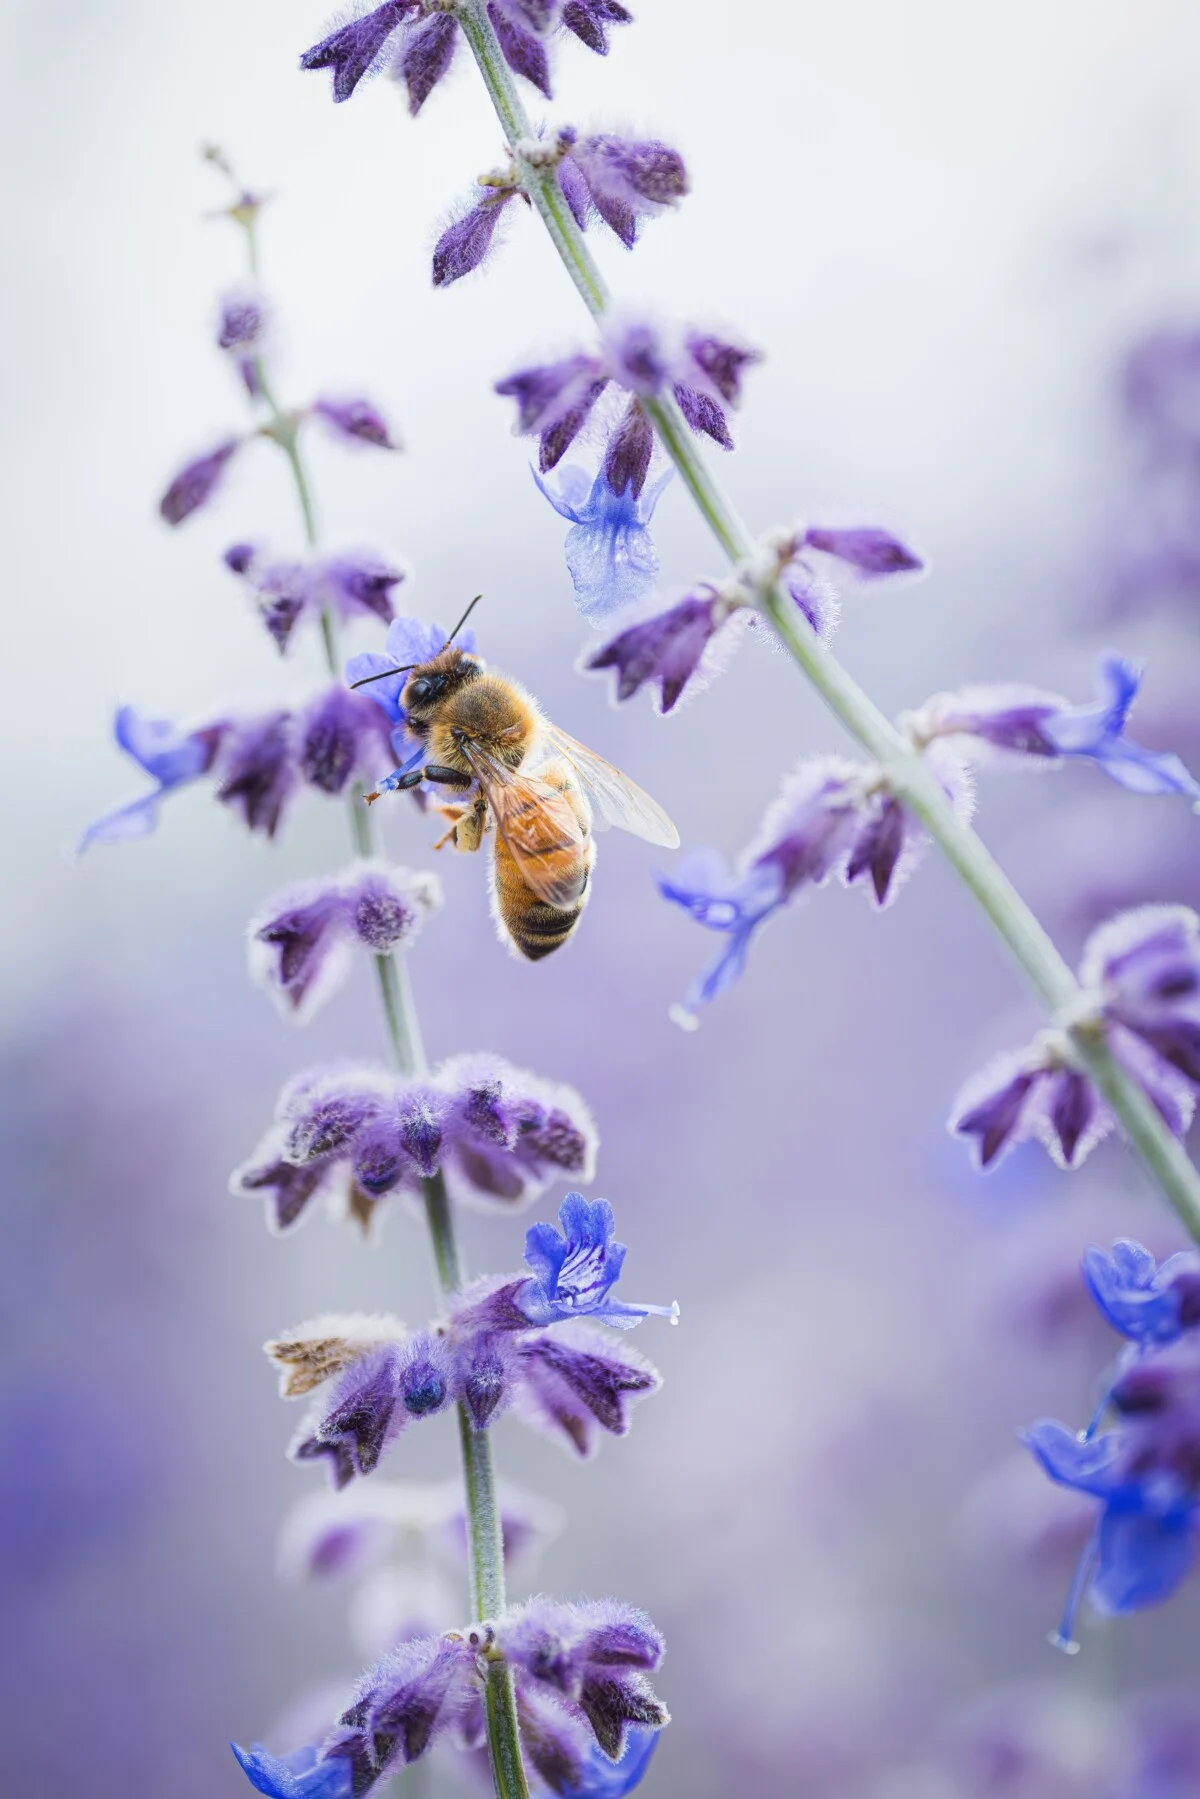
[409, 677, 431, 701]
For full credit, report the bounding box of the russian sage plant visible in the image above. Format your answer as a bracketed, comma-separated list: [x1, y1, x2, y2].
[289, 0, 1200, 1660]
[81, 5, 1200, 1793]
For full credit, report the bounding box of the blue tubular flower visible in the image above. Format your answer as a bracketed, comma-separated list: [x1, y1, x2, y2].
[1083, 1239, 1200, 1345]
[912, 655, 1200, 799]
[78, 707, 225, 851]
[534, 464, 670, 622]
[1040, 655, 1200, 798]
[232, 1742, 352, 1798]
[1023, 1414, 1200, 1643]
[564, 1725, 660, 1796]
[518, 1193, 678, 1329]
[657, 852, 786, 1025]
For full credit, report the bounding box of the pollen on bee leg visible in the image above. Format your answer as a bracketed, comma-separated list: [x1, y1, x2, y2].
[363, 789, 381, 805]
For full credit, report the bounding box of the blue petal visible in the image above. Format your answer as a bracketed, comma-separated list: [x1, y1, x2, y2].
[1022, 1419, 1124, 1497]
[345, 651, 408, 724]
[524, 1217, 571, 1291]
[533, 462, 591, 524]
[384, 615, 449, 668]
[114, 705, 212, 785]
[77, 789, 166, 854]
[1042, 655, 1200, 799]
[232, 1741, 352, 1799]
[1092, 1503, 1196, 1613]
[1082, 1241, 1182, 1344]
[564, 1726, 662, 1797]
[564, 505, 659, 623]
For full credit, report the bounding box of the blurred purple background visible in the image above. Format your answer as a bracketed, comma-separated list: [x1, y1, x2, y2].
[8, 0, 1200, 1791]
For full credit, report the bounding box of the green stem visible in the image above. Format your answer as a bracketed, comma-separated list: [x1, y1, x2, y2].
[268, 353, 529, 1799]
[454, 1, 1200, 1246]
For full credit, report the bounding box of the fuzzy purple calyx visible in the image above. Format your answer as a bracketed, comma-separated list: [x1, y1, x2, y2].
[300, 1, 417, 102]
[159, 438, 241, 525]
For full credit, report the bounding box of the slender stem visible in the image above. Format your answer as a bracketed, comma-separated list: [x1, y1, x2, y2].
[453, 1, 1200, 1245]
[266, 340, 528, 1798]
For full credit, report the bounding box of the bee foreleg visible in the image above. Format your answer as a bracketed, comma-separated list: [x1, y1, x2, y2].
[423, 764, 474, 788]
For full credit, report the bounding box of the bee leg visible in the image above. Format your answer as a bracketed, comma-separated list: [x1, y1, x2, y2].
[423, 765, 474, 788]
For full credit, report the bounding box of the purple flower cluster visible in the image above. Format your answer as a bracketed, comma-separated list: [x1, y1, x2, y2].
[159, 395, 395, 528]
[494, 313, 760, 617]
[660, 747, 972, 1023]
[236, 1598, 665, 1797]
[232, 1054, 598, 1231]
[224, 542, 407, 652]
[249, 861, 442, 1021]
[581, 523, 923, 711]
[271, 1197, 669, 1481]
[433, 130, 687, 288]
[300, 0, 631, 111]
[80, 689, 394, 851]
[952, 905, 1200, 1172]
[1024, 1237, 1200, 1645]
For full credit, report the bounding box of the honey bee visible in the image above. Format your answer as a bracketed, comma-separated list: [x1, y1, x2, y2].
[353, 600, 679, 960]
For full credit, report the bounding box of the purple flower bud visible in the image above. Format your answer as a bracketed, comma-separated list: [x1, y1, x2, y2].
[217, 289, 266, 355]
[498, 1598, 668, 1758]
[495, 353, 607, 438]
[319, 549, 407, 626]
[278, 1487, 402, 1583]
[488, 2, 552, 95]
[348, 863, 442, 952]
[843, 794, 906, 906]
[231, 556, 316, 653]
[326, 1634, 478, 1781]
[802, 526, 922, 576]
[585, 589, 743, 714]
[298, 686, 389, 795]
[568, 134, 687, 246]
[560, 0, 632, 54]
[671, 382, 731, 448]
[230, 1129, 344, 1233]
[557, 154, 592, 230]
[223, 541, 257, 575]
[249, 879, 351, 1022]
[281, 1068, 390, 1165]
[432, 187, 519, 288]
[312, 395, 398, 450]
[682, 331, 761, 405]
[393, 11, 459, 113]
[300, 0, 415, 102]
[602, 400, 654, 498]
[292, 1345, 403, 1488]
[604, 318, 673, 397]
[397, 1333, 453, 1418]
[455, 1330, 521, 1429]
[159, 438, 241, 525]
[513, 1323, 660, 1457]
[216, 709, 298, 838]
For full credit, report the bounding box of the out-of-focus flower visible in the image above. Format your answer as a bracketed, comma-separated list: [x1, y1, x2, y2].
[232, 1741, 353, 1798]
[236, 1053, 597, 1231]
[225, 544, 407, 652]
[77, 707, 227, 851]
[905, 654, 1200, 800]
[311, 395, 398, 449]
[249, 861, 441, 1022]
[661, 748, 971, 1023]
[951, 906, 1200, 1172]
[499, 1598, 668, 1758]
[1082, 1239, 1200, 1346]
[159, 437, 242, 524]
[534, 463, 670, 621]
[217, 289, 268, 397]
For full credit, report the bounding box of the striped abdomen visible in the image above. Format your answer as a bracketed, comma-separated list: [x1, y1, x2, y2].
[491, 758, 594, 960]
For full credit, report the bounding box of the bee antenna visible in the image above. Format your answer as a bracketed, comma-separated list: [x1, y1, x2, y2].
[444, 593, 483, 648]
[349, 662, 418, 689]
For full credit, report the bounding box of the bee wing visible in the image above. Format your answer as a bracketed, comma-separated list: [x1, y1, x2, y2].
[540, 724, 681, 847]
[458, 738, 590, 909]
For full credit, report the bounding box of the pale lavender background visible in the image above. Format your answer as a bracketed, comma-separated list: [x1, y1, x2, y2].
[5, 0, 1200, 1792]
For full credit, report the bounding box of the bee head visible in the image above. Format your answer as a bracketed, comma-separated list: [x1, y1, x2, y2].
[402, 647, 483, 720]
